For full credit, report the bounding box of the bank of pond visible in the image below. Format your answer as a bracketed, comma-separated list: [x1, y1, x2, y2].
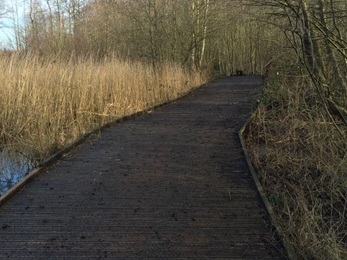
[0, 150, 35, 196]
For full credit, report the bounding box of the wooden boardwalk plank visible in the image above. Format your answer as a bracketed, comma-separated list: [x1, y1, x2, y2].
[0, 76, 286, 259]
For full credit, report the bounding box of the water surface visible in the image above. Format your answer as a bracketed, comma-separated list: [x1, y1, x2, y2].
[0, 150, 35, 196]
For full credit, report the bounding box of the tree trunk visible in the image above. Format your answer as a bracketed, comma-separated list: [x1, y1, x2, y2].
[199, 0, 210, 68]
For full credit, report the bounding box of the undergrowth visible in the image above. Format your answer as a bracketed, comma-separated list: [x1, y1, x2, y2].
[245, 74, 347, 259]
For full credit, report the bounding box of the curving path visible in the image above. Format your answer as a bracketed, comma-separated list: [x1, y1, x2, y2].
[0, 76, 287, 259]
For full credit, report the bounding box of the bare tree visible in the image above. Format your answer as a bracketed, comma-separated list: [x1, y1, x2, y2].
[16, 0, 286, 76]
[252, 0, 347, 129]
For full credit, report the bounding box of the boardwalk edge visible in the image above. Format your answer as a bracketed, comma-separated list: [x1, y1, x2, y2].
[0, 168, 43, 206]
[0, 81, 209, 206]
[239, 115, 297, 260]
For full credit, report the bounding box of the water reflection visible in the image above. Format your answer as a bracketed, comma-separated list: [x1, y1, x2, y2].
[0, 150, 35, 196]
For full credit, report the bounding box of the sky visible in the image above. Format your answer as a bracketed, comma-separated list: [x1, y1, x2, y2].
[0, 0, 26, 49]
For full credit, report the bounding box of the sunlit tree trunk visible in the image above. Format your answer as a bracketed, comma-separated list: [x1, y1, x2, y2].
[315, 0, 347, 91]
[199, 0, 209, 68]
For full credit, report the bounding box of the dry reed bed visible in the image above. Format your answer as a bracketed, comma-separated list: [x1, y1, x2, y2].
[0, 54, 208, 162]
[245, 75, 347, 260]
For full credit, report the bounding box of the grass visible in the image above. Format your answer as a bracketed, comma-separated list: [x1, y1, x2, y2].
[0, 52, 209, 163]
[245, 74, 347, 259]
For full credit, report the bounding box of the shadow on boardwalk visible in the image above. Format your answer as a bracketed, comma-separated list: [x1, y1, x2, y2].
[0, 76, 287, 259]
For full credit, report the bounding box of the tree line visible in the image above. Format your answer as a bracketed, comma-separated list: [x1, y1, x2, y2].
[2, 0, 347, 94]
[3, 0, 284, 75]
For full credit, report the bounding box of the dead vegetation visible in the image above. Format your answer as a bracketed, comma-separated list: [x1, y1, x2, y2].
[0, 53, 208, 163]
[245, 74, 347, 259]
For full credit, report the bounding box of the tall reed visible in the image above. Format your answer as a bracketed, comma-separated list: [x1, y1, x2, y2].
[0, 53, 208, 162]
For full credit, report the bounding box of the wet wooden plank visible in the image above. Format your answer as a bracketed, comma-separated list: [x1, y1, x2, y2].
[0, 76, 287, 259]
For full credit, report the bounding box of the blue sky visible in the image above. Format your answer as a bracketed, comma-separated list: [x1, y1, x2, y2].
[0, 0, 26, 49]
[0, 22, 15, 49]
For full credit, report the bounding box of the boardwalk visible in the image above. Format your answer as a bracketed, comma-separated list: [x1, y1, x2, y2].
[0, 76, 286, 259]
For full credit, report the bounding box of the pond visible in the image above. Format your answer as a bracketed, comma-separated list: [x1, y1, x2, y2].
[0, 150, 36, 196]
